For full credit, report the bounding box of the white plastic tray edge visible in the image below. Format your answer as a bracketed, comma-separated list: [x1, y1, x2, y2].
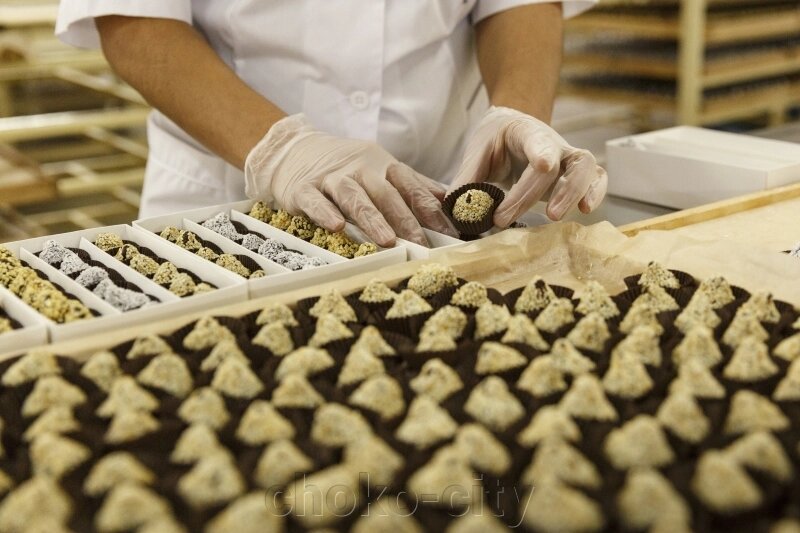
[0, 286, 49, 356]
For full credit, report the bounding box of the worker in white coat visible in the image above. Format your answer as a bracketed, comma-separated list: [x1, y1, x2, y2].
[56, 1, 606, 248]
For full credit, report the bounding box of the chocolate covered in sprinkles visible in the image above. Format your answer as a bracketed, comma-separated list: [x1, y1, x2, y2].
[0, 262, 799, 532]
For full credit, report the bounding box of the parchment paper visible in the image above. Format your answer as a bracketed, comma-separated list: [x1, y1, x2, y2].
[435, 221, 800, 306]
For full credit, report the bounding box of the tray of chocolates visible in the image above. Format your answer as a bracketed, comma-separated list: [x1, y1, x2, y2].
[36, 240, 163, 313]
[158, 225, 272, 280]
[245, 199, 467, 261]
[92, 232, 218, 299]
[2, 225, 250, 344]
[134, 201, 408, 299]
[0, 244, 105, 324]
[2, 261, 800, 531]
[200, 212, 333, 271]
[246, 201, 378, 259]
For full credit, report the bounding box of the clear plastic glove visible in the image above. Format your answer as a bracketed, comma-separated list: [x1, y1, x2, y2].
[244, 113, 455, 247]
[449, 106, 608, 227]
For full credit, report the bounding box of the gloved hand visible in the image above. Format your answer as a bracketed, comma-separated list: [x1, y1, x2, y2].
[449, 106, 608, 227]
[244, 113, 455, 247]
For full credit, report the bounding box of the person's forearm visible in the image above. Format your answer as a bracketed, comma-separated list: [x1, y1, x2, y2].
[475, 3, 563, 123]
[96, 16, 285, 169]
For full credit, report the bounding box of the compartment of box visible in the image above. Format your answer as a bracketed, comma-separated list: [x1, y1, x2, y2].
[91, 226, 247, 300]
[226, 211, 345, 266]
[6, 225, 249, 342]
[397, 229, 466, 260]
[17, 230, 165, 314]
[0, 286, 49, 357]
[8, 241, 118, 317]
[135, 201, 408, 299]
[182, 220, 290, 276]
[234, 198, 467, 260]
[234, 199, 380, 259]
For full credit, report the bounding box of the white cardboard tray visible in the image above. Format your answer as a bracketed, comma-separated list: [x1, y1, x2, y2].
[0, 286, 49, 357]
[134, 201, 409, 299]
[607, 126, 800, 209]
[5, 225, 248, 342]
[398, 229, 466, 261]
[220, 199, 466, 260]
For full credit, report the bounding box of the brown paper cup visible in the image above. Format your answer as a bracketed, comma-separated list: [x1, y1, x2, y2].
[442, 183, 505, 235]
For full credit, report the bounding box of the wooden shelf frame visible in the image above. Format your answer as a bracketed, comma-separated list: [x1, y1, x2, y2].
[572, 3, 800, 46]
[0, 3, 58, 29]
[565, 0, 800, 126]
[561, 77, 800, 125]
[564, 43, 800, 88]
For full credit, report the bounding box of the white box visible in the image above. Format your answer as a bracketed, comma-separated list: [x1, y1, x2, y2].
[5, 225, 248, 342]
[606, 126, 800, 209]
[398, 230, 466, 261]
[135, 200, 408, 299]
[0, 286, 49, 357]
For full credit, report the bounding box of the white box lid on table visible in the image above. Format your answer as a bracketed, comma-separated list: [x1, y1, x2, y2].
[606, 126, 800, 210]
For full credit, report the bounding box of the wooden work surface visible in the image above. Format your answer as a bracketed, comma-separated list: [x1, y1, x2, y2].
[667, 196, 800, 252]
[620, 182, 800, 252]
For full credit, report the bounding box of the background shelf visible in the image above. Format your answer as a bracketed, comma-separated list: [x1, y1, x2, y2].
[564, 0, 800, 127]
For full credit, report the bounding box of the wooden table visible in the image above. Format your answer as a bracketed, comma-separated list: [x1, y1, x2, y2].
[619, 181, 800, 252]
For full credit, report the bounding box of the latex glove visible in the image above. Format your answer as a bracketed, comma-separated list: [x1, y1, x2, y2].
[449, 106, 608, 227]
[244, 114, 455, 247]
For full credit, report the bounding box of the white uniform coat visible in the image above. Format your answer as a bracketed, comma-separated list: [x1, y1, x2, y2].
[57, 0, 593, 217]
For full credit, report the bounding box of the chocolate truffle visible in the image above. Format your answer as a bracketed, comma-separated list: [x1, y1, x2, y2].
[409, 358, 463, 402]
[385, 289, 433, 319]
[349, 374, 405, 420]
[396, 396, 458, 449]
[254, 441, 313, 490]
[452, 189, 494, 223]
[407, 263, 458, 297]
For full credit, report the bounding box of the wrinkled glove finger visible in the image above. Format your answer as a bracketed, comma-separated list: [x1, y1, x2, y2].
[416, 172, 447, 202]
[522, 131, 561, 174]
[355, 165, 429, 246]
[504, 122, 561, 176]
[494, 162, 560, 229]
[322, 173, 396, 248]
[447, 134, 497, 193]
[578, 166, 608, 214]
[374, 180, 430, 247]
[387, 164, 458, 238]
[546, 149, 598, 221]
[293, 183, 346, 233]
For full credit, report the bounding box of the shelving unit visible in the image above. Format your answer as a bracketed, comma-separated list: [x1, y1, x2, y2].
[0, 2, 149, 240]
[562, 0, 800, 126]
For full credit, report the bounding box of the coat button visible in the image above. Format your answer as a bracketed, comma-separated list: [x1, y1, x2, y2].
[349, 91, 370, 110]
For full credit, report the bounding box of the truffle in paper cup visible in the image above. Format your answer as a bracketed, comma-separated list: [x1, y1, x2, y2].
[443, 183, 505, 235]
[378, 311, 435, 340]
[504, 284, 574, 317]
[624, 268, 696, 290]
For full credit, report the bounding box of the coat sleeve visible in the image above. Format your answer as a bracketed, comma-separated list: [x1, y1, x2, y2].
[56, 0, 193, 48]
[472, 0, 597, 23]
